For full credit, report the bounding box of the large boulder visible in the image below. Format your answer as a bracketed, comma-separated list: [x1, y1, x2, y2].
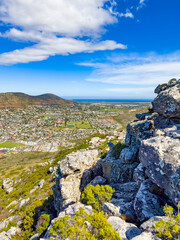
[139, 136, 180, 205]
[125, 120, 153, 147]
[110, 182, 139, 221]
[108, 216, 141, 240]
[134, 180, 165, 222]
[153, 79, 180, 118]
[53, 149, 99, 213]
[59, 149, 99, 176]
[102, 146, 139, 184]
[102, 158, 138, 184]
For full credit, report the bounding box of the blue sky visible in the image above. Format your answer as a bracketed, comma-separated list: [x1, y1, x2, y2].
[0, 0, 180, 99]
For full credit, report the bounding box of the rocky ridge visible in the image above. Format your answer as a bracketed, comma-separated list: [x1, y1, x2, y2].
[45, 79, 180, 239]
[1, 78, 180, 240]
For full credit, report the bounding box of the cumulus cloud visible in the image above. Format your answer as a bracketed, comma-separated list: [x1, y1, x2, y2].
[78, 52, 180, 97]
[0, 0, 127, 65]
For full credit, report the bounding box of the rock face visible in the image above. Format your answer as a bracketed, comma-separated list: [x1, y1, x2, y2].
[134, 180, 165, 222]
[102, 146, 139, 184]
[153, 79, 180, 118]
[53, 149, 100, 213]
[139, 136, 180, 205]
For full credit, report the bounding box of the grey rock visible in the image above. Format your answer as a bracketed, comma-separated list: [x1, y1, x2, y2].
[154, 83, 168, 94]
[111, 199, 137, 222]
[136, 113, 158, 121]
[30, 233, 39, 240]
[0, 217, 15, 230]
[131, 232, 161, 240]
[125, 119, 153, 147]
[139, 136, 180, 205]
[133, 163, 147, 185]
[119, 146, 139, 164]
[2, 179, 13, 193]
[87, 176, 106, 187]
[102, 157, 138, 184]
[154, 115, 180, 129]
[19, 197, 30, 207]
[80, 161, 103, 191]
[0, 227, 21, 240]
[134, 180, 165, 222]
[126, 227, 142, 240]
[53, 149, 99, 213]
[140, 216, 169, 233]
[153, 81, 180, 118]
[112, 182, 139, 202]
[38, 179, 45, 189]
[0, 232, 10, 240]
[30, 186, 39, 194]
[108, 216, 141, 240]
[59, 149, 99, 177]
[102, 202, 121, 217]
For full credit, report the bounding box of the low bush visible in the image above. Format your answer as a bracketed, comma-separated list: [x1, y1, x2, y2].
[154, 201, 180, 239]
[49, 208, 121, 240]
[81, 184, 115, 212]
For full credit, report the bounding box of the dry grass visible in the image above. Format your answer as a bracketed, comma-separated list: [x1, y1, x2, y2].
[0, 151, 56, 179]
[113, 106, 149, 129]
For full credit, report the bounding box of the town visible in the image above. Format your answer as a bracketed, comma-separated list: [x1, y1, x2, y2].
[0, 102, 149, 157]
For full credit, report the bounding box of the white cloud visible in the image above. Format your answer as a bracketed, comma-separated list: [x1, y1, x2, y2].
[0, 0, 127, 65]
[119, 9, 134, 18]
[0, 38, 126, 65]
[79, 52, 180, 95]
[0, 0, 117, 37]
[137, 0, 146, 10]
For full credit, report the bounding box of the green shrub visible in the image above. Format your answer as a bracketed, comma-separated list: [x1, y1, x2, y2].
[154, 201, 180, 239]
[111, 142, 125, 159]
[37, 213, 50, 236]
[81, 185, 115, 212]
[50, 208, 121, 240]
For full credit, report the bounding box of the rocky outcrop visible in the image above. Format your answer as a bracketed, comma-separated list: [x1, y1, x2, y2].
[47, 78, 180, 239]
[53, 149, 100, 213]
[139, 136, 180, 205]
[153, 79, 180, 118]
[102, 146, 139, 184]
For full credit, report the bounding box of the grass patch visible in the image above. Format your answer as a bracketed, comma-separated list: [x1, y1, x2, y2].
[62, 121, 91, 129]
[0, 142, 25, 148]
[39, 114, 52, 118]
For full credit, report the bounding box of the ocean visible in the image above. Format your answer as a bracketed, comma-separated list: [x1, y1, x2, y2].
[73, 99, 152, 103]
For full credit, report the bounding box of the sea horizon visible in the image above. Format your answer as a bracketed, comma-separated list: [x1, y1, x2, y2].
[73, 99, 152, 103]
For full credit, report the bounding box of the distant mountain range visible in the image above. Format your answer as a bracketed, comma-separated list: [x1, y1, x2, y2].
[0, 92, 76, 108]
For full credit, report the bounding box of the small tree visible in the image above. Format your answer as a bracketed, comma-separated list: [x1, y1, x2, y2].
[81, 184, 115, 212]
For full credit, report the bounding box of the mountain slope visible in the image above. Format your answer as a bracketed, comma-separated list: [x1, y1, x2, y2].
[0, 92, 76, 108]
